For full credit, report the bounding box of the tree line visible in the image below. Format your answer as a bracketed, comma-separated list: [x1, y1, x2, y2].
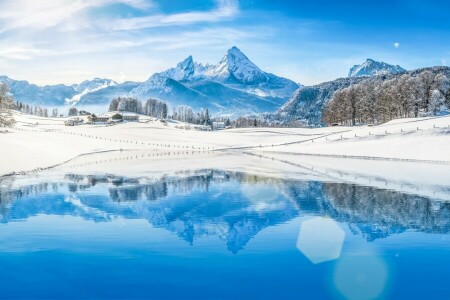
[1, 85, 55, 128]
[15, 101, 53, 117]
[172, 105, 298, 128]
[172, 105, 213, 126]
[109, 97, 168, 119]
[323, 70, 450, 125]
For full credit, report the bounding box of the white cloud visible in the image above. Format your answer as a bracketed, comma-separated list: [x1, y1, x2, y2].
[110, 0, 239, 31]
[394, 42, 400, 48]
[0, 46, 43, 60]
[0, 0, 153, 32]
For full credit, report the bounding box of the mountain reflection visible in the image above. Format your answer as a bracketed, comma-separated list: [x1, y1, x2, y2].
[1, 170, 449, 252]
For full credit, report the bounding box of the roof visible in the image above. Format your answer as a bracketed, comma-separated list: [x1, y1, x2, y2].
[102, 111, 139, 117]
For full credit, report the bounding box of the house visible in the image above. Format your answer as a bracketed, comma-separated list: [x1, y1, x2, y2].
[200, 125, 212, 131]
[87, 114, 97, 123]
[64, 120, 76, 126]
[87, 112, 140, 124]
[111, 113, 123, 121]
[95, 114, 110, 123]
[212, 122, 225, 130]
[120, 112, 139, 122]
[65, 117, 83, 126]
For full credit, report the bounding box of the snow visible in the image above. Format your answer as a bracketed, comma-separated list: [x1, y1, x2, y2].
[264, 115, 450, 162]
[1, 112, 449, 185]
[66, 78, 117, 105]
[205, 46, 268, 84]
[1, 111, 449, 204]
[1, 47, 299, 115]
[349, 58, 406, 77]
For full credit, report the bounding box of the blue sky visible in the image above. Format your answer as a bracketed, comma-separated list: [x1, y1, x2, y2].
[0, 0, 448, 86]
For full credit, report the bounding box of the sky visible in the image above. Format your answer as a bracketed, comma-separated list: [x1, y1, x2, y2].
[0, 0, 449, 86]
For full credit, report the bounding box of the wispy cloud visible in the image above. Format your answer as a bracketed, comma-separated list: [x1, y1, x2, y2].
[0, 0, 153, 33]
[0, 46, 44, 60]
[110, 0, 239, 31]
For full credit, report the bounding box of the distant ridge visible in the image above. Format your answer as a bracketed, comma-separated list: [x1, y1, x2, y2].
[348, 58, 406, 77]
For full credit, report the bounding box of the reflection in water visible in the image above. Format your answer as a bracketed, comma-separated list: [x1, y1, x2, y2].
[0, 169, 449, 299]
[1, 170, 449, 254]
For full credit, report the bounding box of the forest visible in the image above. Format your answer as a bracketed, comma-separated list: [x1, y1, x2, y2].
[323, 70, 450, 125]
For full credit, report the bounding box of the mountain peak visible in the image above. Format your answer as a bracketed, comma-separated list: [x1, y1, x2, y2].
[349, 58, 405, 77]
[207, 46, 268, 84]
[227, 46, 243, 55]
[152, 55, 197, 82]
[178, 55, 194, 68]
[224, 46, 250, 62]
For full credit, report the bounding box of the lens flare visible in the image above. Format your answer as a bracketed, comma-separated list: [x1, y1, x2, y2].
[333, 255, 389, 300]
[296, 217, 345, 264]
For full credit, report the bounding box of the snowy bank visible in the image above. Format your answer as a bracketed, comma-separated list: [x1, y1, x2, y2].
[0, 112, 449, 177]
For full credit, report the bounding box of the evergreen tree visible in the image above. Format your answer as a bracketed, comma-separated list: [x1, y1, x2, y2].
[68, 107, 78, 116]
[204, 108, 211, 126]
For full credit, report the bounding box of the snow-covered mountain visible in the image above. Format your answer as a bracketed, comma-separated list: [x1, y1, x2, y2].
[0, 75, 76, 106]
[204, 46, 268, 84]
[126, 46, 299, 114]
[0, 47, 299, 115]
[273, 66, 450, 126]
[348, 58, 406, 77]
[67, 78, 118, 105]
[158, 56, 211, 81]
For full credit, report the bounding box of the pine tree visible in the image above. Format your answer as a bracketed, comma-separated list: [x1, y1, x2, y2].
[68, 107, 78, 116]
[204, 109, 211, 126]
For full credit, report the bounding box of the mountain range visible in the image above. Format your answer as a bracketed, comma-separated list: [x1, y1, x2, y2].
[348, 58, 406, 77]
[1, 54, 416, 121]
[0, 47, 300, 116]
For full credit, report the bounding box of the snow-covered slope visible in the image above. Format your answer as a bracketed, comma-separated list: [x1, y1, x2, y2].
[349, 59, 406, 77]
[274, 66, 450, 126]
[158, 56, 211, 81]
[67, 78, 118, 105]
[274, 77, 364, 126]
[2, 112, 449, 178]
[0, 76, 76, 106]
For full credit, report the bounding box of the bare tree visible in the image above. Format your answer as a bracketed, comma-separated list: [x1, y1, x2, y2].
[51, 108, 59, 118]
[429, 90, 444, 115]
[419, 70, 435, 112]
[0, 84, 15, 127]
[323, 69, 448, 126]
[435, 74, 450, 108]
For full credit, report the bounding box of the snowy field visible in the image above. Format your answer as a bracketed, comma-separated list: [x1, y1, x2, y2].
[0, 111, 449, 178]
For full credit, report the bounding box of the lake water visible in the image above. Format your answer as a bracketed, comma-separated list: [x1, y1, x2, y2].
[0, 165, 449, 299]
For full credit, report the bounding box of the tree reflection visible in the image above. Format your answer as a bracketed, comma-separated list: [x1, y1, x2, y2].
[0, 170, 449, 252]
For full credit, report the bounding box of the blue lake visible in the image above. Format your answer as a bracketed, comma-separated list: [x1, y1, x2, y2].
[0, 169, 449, 299]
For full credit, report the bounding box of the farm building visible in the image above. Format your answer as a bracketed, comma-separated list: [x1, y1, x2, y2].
[64, 117, 84, 126]
[88, 112, 140, 124]
[212, 122, 225, 130]
[120, 112, 140, 121]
